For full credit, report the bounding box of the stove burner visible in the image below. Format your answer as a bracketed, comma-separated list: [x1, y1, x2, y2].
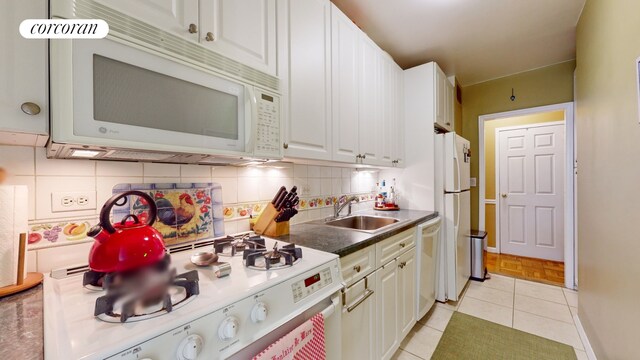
[213, 234, 266, 257]
[85, 255, 200, 323]
[244, 242, 303, 270]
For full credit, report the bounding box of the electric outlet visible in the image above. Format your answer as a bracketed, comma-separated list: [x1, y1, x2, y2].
[52, 191, 97, 212]
[300, 184, 311, 196]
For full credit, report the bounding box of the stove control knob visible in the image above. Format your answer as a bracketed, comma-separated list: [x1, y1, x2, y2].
[218, 317, 239, 341]
[251, 302, 268, 323]
[177, 334, 203, 360]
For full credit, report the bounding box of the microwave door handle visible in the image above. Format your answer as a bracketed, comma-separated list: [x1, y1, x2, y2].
[245, 86, 257, 154]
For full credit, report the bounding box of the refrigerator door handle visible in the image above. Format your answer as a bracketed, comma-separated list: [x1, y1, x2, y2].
[454, 156, 460, 191]
[454, 193, 460, 228]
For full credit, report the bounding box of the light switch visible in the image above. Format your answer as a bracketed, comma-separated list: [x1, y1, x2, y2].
[470, 177, 477, 187]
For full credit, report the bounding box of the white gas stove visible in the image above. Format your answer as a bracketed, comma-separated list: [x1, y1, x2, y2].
[43, 234, 343, 360]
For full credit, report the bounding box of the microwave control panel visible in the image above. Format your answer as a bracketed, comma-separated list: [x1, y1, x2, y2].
[254, 89, 281, 158]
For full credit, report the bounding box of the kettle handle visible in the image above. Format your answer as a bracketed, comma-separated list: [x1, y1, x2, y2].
[99, 191, 157, 234]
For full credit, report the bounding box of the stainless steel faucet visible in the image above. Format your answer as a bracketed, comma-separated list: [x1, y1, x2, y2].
[333, 195, 360, 219]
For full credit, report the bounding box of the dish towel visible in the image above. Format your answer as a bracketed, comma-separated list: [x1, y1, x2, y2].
[253, 313, 326, 360]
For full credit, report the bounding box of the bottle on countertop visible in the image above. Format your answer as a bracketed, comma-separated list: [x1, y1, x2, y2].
[387, 178, 396, 207]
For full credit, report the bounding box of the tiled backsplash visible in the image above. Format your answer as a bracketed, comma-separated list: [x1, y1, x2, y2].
[0, 146, 379, 273]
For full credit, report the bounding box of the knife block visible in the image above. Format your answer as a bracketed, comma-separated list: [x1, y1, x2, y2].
[253, 203, 290, 237]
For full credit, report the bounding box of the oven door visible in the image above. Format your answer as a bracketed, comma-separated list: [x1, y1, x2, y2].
[50, 37, 253, 155]
[228, 292, 342, 360]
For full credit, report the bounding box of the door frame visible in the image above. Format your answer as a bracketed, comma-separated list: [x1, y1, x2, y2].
[478, 102, 575, 289]
[495, 121, 566, 262]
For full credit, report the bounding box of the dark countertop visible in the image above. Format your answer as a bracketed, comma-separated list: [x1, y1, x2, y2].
[0, 285, 43, 360]
[278, 209, 438, 257]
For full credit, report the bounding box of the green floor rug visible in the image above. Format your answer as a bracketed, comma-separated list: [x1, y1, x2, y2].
[431, 312, 577, 360]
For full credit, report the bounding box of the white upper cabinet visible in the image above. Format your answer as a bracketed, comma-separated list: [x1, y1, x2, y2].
[277, 0, 333, 160]
[331, 4, 360, 163]
[434, 64, 455, 132]
[96, 0, 277, 75]
[200, 0, 277, 75]
[0, 0, 49, 146]
[94, 0, 199, 41]
[358, 36, 381, 164]
[392, 64, 405, 166]
[378, 55, 396, 167]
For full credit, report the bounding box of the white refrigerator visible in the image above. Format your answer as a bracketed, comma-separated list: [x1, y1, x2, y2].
[435, 132, 471, 302]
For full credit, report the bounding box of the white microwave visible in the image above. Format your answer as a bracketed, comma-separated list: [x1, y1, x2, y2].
[48, 36, 282, 164]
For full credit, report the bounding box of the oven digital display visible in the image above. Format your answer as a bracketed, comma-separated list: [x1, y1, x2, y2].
[304, 274, 321, 287]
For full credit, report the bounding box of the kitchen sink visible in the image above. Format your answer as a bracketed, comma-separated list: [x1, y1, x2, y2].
[322, 215, 400, 232]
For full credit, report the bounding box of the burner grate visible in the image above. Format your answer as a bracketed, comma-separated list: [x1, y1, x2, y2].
[243, 242, 303, 270]
[213, 234, 266, 257]
[91, 264, 199, 323]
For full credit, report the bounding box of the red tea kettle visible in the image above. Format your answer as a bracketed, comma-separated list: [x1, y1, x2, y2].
[87, 191, 166, 273]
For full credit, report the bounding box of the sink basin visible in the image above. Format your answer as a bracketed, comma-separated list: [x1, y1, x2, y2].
[323, 215, 400, 232]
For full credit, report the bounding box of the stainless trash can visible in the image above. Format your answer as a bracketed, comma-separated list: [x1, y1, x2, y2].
[470, 230, 488, 282]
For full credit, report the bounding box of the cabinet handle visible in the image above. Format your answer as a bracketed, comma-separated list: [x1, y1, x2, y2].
[283, 142, 288, 149]
[21, 102, 41, 115]
[346, 289, 374, 313]
[446, 122, 451, 125]
[205, 32, 215, 42]
[399, 243, 406, 248]
[188, 23, 198, 34]
[361, 154, 366, 159]
[353, 265, 361, 273]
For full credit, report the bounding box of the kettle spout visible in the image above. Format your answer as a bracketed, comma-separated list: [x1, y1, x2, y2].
[87, 224, 110, 243]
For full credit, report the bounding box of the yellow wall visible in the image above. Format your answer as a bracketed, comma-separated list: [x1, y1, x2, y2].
[482, 110, 565, 247]
[461, 61, 575, 231]
[575, 0, 640, 358]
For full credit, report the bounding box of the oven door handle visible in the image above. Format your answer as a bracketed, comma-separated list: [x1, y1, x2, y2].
[320, 294, 340, 319]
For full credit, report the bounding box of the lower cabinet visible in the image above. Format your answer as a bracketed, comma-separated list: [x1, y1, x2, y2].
[340, 229, 419, 360]
[398, 247, 417, 339]
[377, 258, 399, 360]
[342, 271, 377, 360]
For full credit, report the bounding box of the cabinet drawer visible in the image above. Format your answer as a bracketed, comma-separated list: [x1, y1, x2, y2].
[340, 245, 376, 287]
[376, 228, 416, 267]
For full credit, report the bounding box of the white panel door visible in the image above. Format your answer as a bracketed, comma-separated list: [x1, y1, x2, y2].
[200, 0, 277, 75]
[95, 0, 199, 41]
[331, 4, 360, 163]
[499, 124, 565, 261]
[277, 0, 333, 160]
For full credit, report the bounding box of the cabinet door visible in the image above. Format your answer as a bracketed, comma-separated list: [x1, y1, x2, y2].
[434, 66, 447, 130]
[358, 36, 381, 164]
[277, 0, 333, 160]
[342, 271, 378, 360]
[95, 0, 198, 41]
[378, 56, 394, 166]
[399, 247, 417, 339]
[393, 64, 405, 166]
[445, 79, 455, 131]
[377, 259, 399, 360]
[331, 5, 360, 163]
[0, 0, 48, 145]
[200, 0, 277, 75]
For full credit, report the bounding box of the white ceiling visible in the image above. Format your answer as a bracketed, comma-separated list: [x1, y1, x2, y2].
[330, 0, 586, 86]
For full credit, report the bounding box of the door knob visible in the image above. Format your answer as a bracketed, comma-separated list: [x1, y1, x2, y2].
[205, 32, 215, 42]
[501, 193, 508, 198]
[188, 23, 197, 34]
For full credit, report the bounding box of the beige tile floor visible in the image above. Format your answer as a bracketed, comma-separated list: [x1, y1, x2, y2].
[392, 274, 587, 360]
